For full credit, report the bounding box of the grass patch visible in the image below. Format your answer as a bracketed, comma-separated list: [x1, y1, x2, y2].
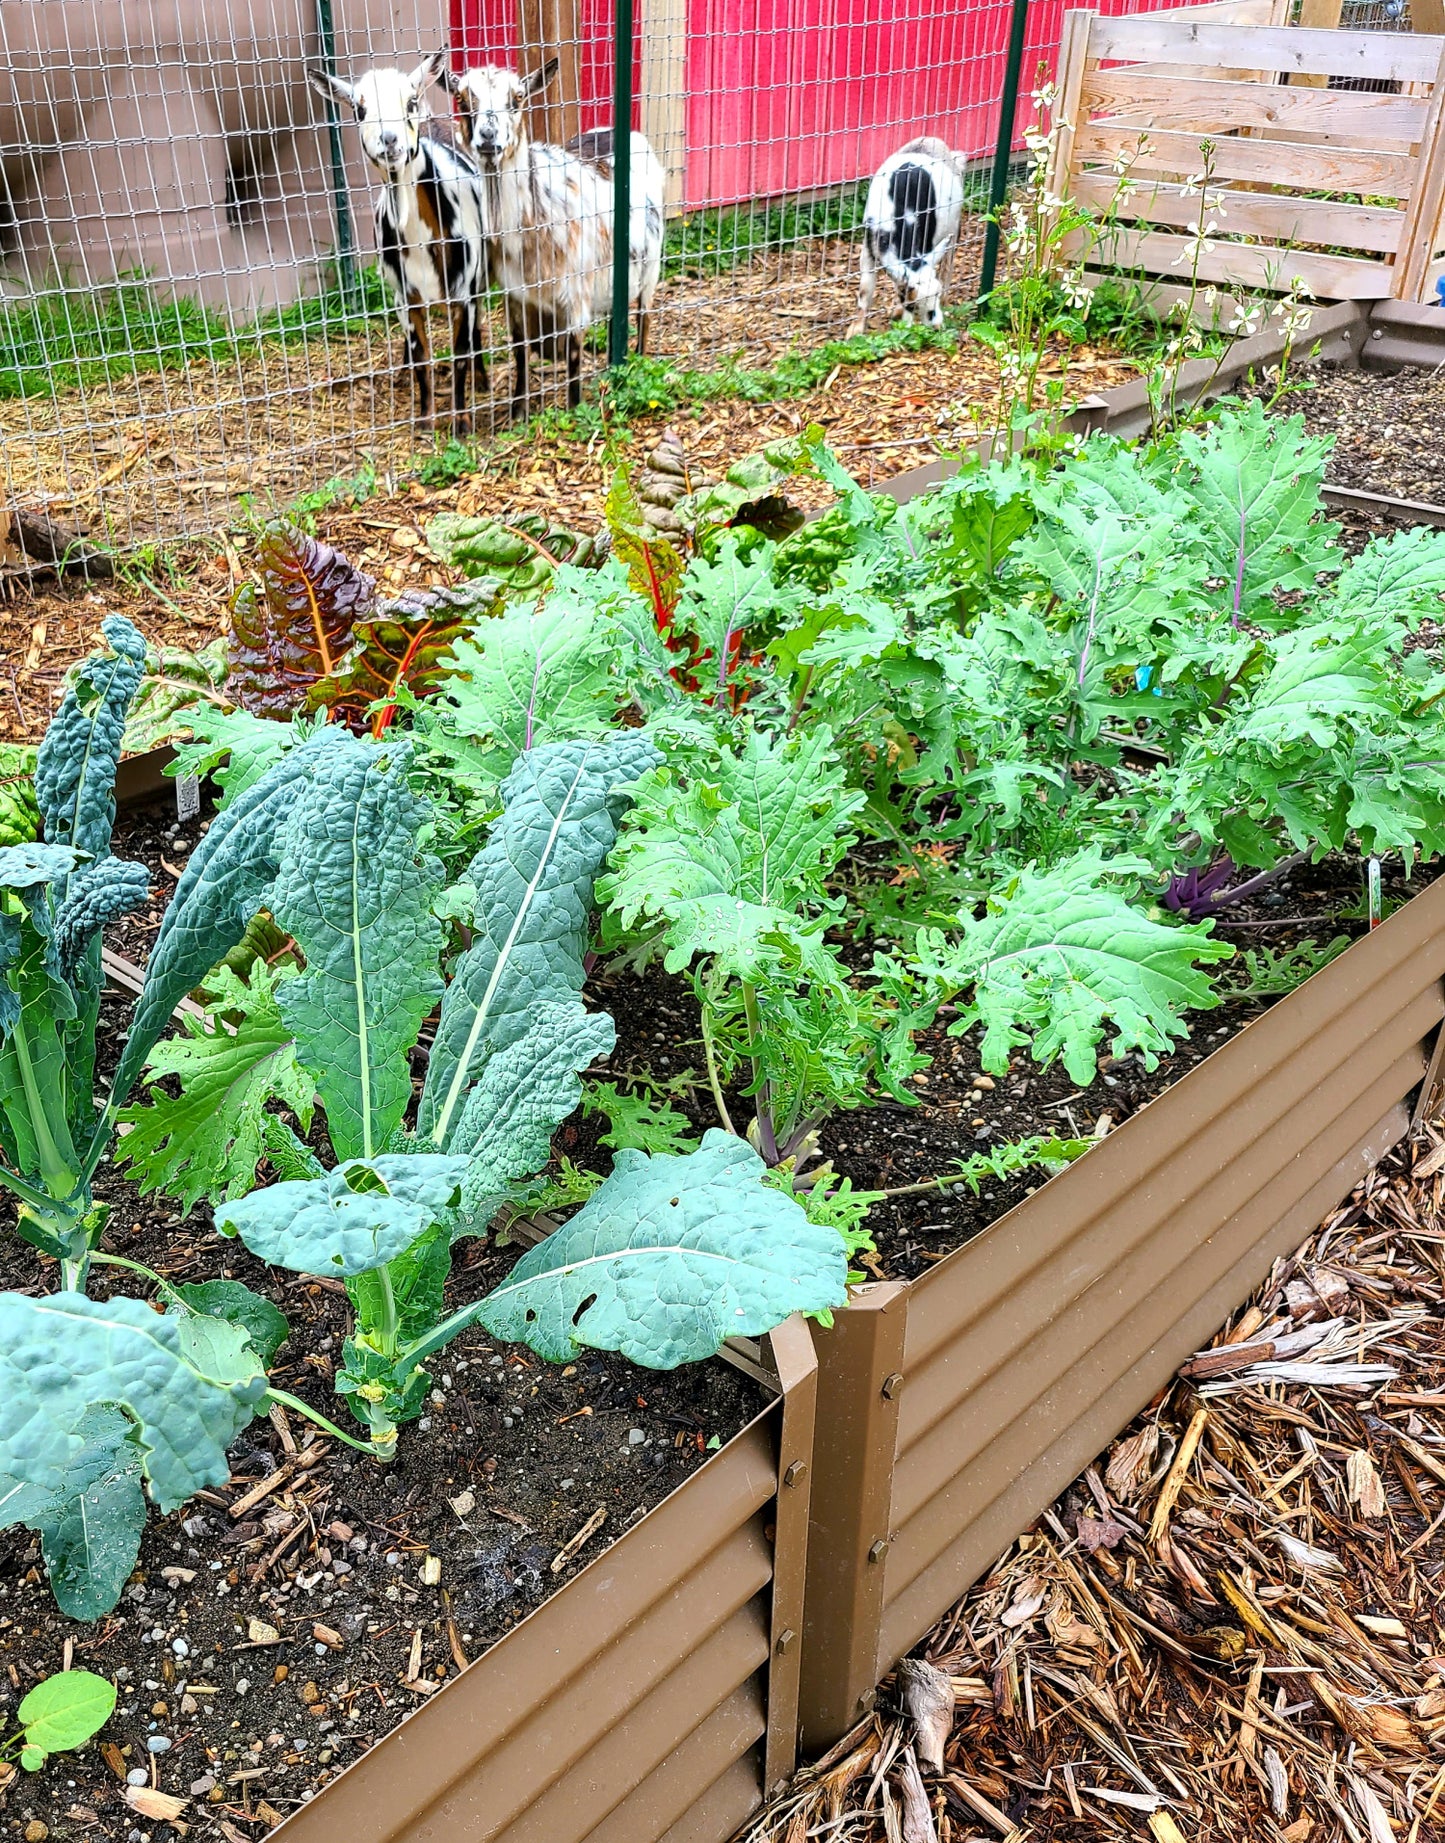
[0, 264, 392, 401]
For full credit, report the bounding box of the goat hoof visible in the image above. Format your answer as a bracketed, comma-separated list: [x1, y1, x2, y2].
[452, 413, 474, 438]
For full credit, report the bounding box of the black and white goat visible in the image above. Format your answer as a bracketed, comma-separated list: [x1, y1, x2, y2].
[849, 138, 965, 338]
[447, 60, 665, 417]
[308, 52, 490, 429]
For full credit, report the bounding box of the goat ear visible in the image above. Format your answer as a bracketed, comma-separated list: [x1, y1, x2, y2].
[307, 63, 356, 109]
[411, 48, 451, 93]
[524, 57, 560, 99]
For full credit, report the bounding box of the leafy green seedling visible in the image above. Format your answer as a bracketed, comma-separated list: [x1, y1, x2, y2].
[8, 1669, 115, 1771]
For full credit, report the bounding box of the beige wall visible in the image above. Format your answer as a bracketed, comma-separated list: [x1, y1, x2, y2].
[0, 0, 449, 315]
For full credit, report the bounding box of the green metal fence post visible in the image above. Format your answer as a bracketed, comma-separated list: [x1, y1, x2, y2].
[978, 0, 1031, 303]
[316, 0, 362, 315]
[609, 0, 634, 367]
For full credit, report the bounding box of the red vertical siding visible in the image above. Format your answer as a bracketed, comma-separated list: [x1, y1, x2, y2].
[451, 0, 1178, 210]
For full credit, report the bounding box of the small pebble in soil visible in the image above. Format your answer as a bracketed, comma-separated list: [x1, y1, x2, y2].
[627, 1428, 647, 1446]
[147, 1736, 171, 1753]
[126, 1769, 148, 1786]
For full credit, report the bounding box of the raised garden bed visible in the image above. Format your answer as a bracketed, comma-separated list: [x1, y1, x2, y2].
[795, 866, 1445, 1743]
[9, 290, 1445, 1843]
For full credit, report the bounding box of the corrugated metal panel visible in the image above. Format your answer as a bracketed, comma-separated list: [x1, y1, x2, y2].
[883, 1073, 1418, 1659]
[269, 1316, 817, 1843]
[800, 873, 1445, 1746]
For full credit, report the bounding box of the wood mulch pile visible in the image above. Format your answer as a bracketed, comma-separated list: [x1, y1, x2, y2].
[738, 1122, 1445, 1843]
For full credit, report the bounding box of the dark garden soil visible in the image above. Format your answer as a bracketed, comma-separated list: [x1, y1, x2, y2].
[1278, 360, 1445, 507]
[0, 982, 766, 1843]
[108, 786, 1445, 1286]
[578, 850, 1445, 1282]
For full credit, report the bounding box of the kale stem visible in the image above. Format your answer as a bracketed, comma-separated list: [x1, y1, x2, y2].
[699, 1006, 736, 1136]
[396, 1300, 485, 1373]
[374, 1264, 400, 1354]
[786, 666, 814, 737]
[89, 1250, 196, 1308]
[263, 1389, 378, 1455]
[0, 1161, 61, 1214]
[879, 1168, 991, 1200]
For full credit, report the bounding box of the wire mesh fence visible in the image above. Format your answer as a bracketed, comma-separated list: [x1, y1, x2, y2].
[0, 0, 1197, 554]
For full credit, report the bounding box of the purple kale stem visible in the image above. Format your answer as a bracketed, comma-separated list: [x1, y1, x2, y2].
[1163, 849, 1310, 921]
[778, 1115, 824, 1165]
[714, 623, 736, 706]
[755, 1107, 780, 1166]
[1161, 854, 1236, 915]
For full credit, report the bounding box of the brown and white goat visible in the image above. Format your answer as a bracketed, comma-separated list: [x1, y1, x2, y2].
[447, 60, 665, 418]
[308, 52, 490, 429]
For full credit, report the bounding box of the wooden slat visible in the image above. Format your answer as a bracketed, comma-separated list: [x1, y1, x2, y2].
[1294, 0, 1347, 86]
[1080, 69, 1431, 149]
[1418, 0, 1445, 36]
[1046, 9, 1095, 234]
[1075, 120, 1417, 197]
[1087, 17, 1444, 85]
[1150, 0, 1282, 17]
[1395, 37, 1445, 297]
[1064, 223, 1395, 297]
[640, 0, 686, 209]
[517, 0, 582, 150]
[1072, 170, 1405, 252]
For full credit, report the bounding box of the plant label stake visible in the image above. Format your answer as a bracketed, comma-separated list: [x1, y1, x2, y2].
[1369, 857, 1382, 931]
[175, 772, 201, 822]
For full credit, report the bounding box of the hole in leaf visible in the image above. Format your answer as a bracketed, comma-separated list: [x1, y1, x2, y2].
[525, 1309, 537, 1323]
[669, 1197, 680, 1207]
[571, 1293, 597, 1327]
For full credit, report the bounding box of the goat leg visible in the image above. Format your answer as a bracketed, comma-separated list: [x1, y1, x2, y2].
[449, 301, 475, 435]
[406, 304, 433, 423]
[510, 319, 530, 423]
[566, 331, 582, 411]
[635, 305, 650, 356]
[848, 238, 877, 340]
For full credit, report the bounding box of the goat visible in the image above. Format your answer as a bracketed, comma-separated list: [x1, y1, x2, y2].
[447, 60, 665, 417]
[307, 52, 489, 430]
[848, 138, 965, 338]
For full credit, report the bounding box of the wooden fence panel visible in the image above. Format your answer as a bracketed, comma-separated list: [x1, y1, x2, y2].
[1057, 9, 1445, 301]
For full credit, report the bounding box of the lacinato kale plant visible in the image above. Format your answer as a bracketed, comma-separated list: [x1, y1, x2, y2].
[124, 729, 848, 1454]
[0, 619, 346, 1285]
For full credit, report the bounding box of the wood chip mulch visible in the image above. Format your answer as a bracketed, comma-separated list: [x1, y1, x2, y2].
[739, 1121, 1445, 1843]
